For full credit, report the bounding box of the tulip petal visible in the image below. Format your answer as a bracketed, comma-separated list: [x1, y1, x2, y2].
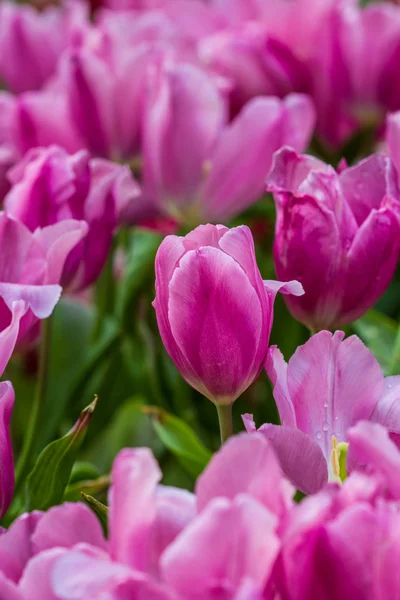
[254, 422, 328, 495]
[51, 551, 139, 599]
[0, 574, 20, 600]
[153, 235, 197, 387]
[287, 331, 383, 461]
[168, 246, 263, 402]
[340, 208, 400, 325]
[109, 448, 161, 570]
[0, 301, 25, 376]
[144, 61, 226, 206]
[371, 376, 400, 439]
[62, 50, 115, 158]
[264, 346, 296, 427]
[33, 219, 88, 284]
[347, 421, 400, 498]
[201, 97, 287, 221]
[18, 548, 66, 600]
[281, 94, 316, 153]
[386, 111, 400, 181]
[31, 502, 106, 553]
[0, 381, 15, 518]
[151, 486, 196, 570]
[196, 432, 291, 515]
[161, 496, 279, 598]
[339, 154, 400, 225]
[0, 283, 61, 320]
[0, 512, 42, 582]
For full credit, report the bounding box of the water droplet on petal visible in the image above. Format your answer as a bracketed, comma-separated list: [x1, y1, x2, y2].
[388, 384, 393, 389]
[316, 431, 322, 440]
[323, 423, 329, 432]
[323, 402, 329, 408]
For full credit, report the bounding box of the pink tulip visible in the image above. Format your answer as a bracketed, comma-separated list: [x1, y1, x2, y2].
[386, 110, 400, 183]
[143, 59, 315, 224]
[50, 434, 285, 599]
[56, 31, 172, 161]
[0, 93, 18, 201]
[4, 146, 138, 291]
[0, 211, 87, 344]
[244, 330, 400, 494]
[153, 224, 303, 405]
[0, 1, 86, 94]
[0, 503, 107, 599]
[0, 382, 15, 519]
[199, 23, 311, 115]
[269, 471, 400, 600]
[267, 148, 400, 331]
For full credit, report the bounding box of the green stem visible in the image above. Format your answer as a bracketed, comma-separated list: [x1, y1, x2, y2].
[15, 316, 53, 494]
[216, 403, 233, 445]
[389, 324, 400, 375]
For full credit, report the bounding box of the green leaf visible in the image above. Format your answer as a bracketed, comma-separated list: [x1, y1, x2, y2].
[353, 310, 398, 375]
[84, 396, 163, 472]
[81, 493, 108, 535]
[144, 406, 212, 478]
[24, 398, 97, 511]
[116, 229, 162, 332]
[69, 461, 101, 485]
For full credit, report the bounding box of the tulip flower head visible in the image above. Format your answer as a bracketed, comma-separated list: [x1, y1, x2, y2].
[244, 330, 400, 494]
[143, 59, 315, 225]
[4, 146, 138, 291]
[268, 148, 400, 331]
[153, 223, 303, 406]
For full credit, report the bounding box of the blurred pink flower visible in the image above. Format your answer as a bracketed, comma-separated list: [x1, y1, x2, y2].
[0, 211, 87, 344]
[143, 60, 315, 224]
[0, 434, 288, 599]
[4, 146, 139, 291]
[0, 1, 87, 93]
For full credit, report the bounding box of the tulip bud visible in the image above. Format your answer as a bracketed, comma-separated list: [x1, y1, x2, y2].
[153, 224, 303, 405]
[267, 148, 400, 331]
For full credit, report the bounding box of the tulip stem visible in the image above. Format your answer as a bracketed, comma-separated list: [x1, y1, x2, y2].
[15, 315, 53, 495]
[216, 404, 233, 445]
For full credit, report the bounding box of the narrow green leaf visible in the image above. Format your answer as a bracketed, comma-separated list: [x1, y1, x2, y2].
[144, 406, 212, 478]
[24, 398, 97, 511]
[81, 492, 108, 535]
[63, 475, 110, 502]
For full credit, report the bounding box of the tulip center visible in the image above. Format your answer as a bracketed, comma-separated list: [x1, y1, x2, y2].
[329, 436, 349, 484]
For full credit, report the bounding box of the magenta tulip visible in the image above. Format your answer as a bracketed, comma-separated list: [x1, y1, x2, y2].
[387, 110, 400, 184]
[0, 382, 15, 518]
[0, 1, 85, 93]
[0, 92, 18, 201]
[50, 434, 286, 600]
[0, 211, 87, 345]
[267, 148, 400, 331]
[199, 23, 311, 114]
[153, 224, 303, 405]
[143, 59, 315, 224]
[4, 146, 138, 291]
[244, 330, 400, 494]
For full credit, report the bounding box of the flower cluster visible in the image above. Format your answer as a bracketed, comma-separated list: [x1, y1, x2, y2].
[1, 0, 400, 598]
[2, 426, 400, 599]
